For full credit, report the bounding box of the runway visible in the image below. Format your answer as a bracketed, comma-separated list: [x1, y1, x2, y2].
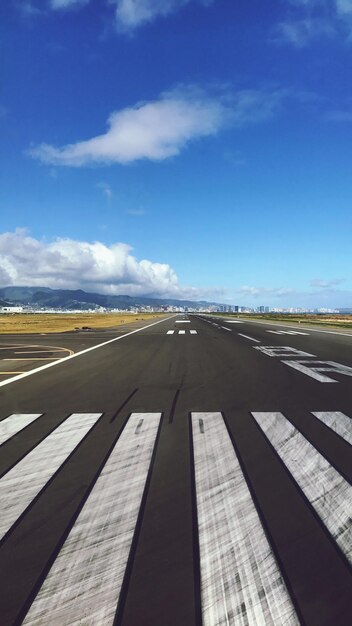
[0, 314, 351, 625]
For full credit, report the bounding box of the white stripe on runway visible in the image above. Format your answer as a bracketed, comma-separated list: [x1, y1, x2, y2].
[178, 330, 186, 334]
[0, 414, 42, 446]
[221, 326, 231, 331]
[166, 330, 175, 335]
[191, 412, 298, 626]
[225, 320, 243, 323]
[190, 330, 198, 334]
[23, 413, 161, 626]
[252, 412, 352, 563]
[0, 413, 102, 542]
[312, 412, 352, 446]
[267, 330, 309, 336]
[175, 320, 190, 323]
[238, 333, 260, 343]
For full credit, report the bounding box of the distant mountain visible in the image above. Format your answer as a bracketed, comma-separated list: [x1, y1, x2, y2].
[0, 286, 220, 310]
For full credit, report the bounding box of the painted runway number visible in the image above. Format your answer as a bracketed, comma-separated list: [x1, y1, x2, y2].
[282, 360, 352, 383]
[254, 346, 315, 358]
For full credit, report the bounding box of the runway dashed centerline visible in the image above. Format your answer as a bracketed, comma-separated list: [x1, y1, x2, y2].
[238, 333, 261, 343]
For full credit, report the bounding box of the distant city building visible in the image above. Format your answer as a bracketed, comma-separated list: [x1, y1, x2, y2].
[0, 306, 24, 313]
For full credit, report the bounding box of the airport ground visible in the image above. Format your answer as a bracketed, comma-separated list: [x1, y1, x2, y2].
[0, 313, 351, 625]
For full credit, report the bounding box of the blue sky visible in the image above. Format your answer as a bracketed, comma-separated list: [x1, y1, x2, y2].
[1, 0, 352, 306]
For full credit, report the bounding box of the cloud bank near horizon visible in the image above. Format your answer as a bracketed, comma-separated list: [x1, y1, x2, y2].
[0, 230, 349, 307]
[0, 229, 212, 300]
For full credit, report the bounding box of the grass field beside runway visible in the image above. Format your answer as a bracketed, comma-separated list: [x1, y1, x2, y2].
[0, 313, 168, 334]
[213, 313, 352, 329]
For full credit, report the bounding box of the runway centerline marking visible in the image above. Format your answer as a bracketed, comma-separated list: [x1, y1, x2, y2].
[0, 414, 42, 446]
[0, 413, 102, 542]
[238, 333, 261, 343]
[252, 412, 352, 563]
[221, 326, 231, 331]
[22, 413, 162, 626]
[191, 412, 299, 626]
[0, 315, 177, 389]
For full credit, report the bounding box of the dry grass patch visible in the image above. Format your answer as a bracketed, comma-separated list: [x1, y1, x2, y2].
[0, 313, 169, 334]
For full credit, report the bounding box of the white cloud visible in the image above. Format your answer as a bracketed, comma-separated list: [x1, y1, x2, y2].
[275, 0, 352, 45]
[237, 285, 295, 298]
[336, 0, 352, 16]
[29, 87, 228, 167]
[97, 182, 113, 202]
[0, 229, 207, 299]
[47, 0, 214, 28]
[49, 0, 89, 9]
[310, 277, 345, 287]
[125, 208, 147, 215]
[274, 17, 335, 47]
[113, 0, 186, 30]
[29, 86, 283, 168]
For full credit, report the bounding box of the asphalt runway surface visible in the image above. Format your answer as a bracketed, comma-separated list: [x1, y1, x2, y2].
[0, 314, 351, 625]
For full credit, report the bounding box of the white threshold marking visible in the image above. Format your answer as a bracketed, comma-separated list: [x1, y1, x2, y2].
[282, 360, 352, 383]
[0, 413, 102, 542]
[238, 333, 260, 343]
[252, 412, 352, 563]
[166, 330, 175, 335]
[23, 413, 161, 626]
[0, 315, 177, 389]
[312, 412, 352, 445]
[221, 326, 231, 331]
[190, 330, 198, 334]
[191, 412, 298, 626]
[178, 330, 186, 335]
[0, 414, 42, 446]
